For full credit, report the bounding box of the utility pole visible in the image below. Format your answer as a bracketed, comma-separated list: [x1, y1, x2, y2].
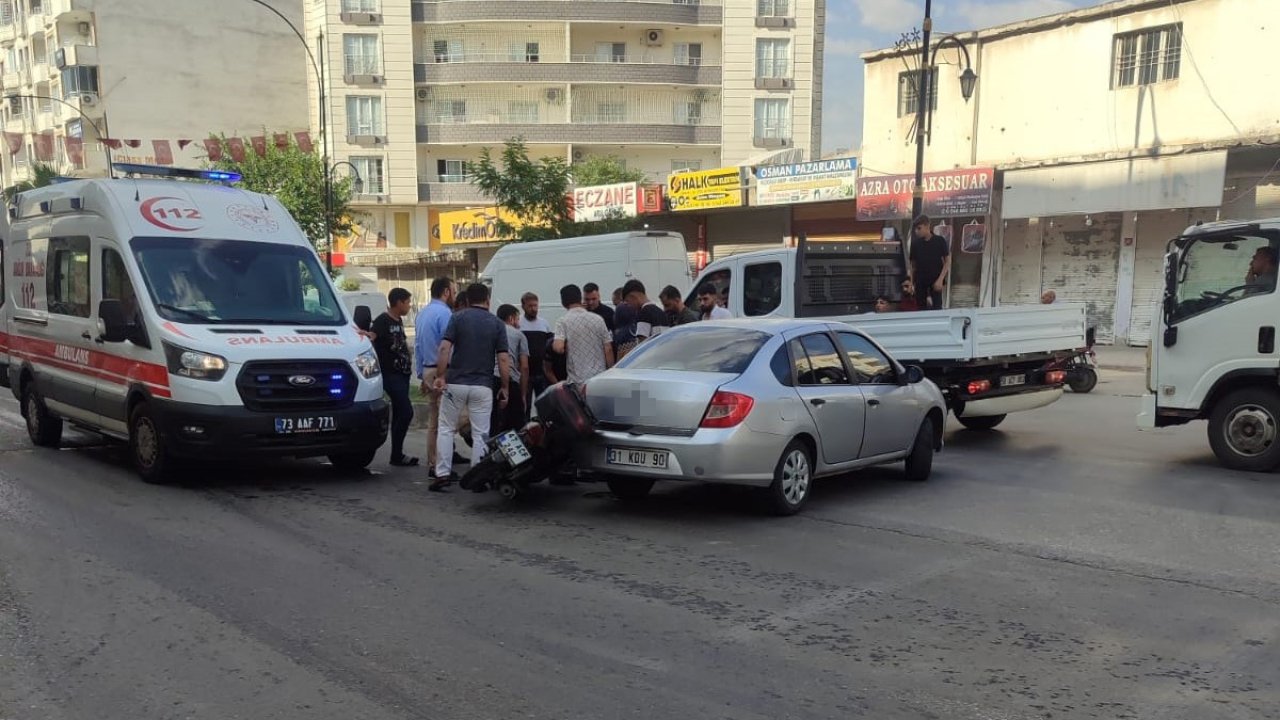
[911, 0, 933, 223]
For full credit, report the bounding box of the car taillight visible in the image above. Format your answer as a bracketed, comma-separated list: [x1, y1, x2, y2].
[967, 379, 992, 395]
[700, 391, 755, 428]
[1045, 370, 1066, 385]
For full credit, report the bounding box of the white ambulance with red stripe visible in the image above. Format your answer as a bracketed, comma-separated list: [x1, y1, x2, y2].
[2, 164, 389, 482]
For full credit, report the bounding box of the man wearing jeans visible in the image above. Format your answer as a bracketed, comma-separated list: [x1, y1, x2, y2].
[432, 283, 510, 490]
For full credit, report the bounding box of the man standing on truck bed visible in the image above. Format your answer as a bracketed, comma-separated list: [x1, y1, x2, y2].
[371, 288, 418, 467]
[908, 214, 950, 310]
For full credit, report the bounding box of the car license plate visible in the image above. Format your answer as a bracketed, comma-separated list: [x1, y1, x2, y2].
[1000, 374, 1027, 388]
[607, 447, 670, 469]
[497, 431, 533, 466]
[275, 416, 336, 434]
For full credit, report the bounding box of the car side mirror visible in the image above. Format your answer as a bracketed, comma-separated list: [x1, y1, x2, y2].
[98, 299, 129, 343]
[353, 304, 373, 331]
[904, 365, 925, 384]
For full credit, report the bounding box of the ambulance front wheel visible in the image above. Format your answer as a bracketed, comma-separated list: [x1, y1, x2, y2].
[130, 401, 176, 485]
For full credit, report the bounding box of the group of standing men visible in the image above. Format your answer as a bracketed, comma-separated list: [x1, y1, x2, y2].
[364, 276, 736, 492]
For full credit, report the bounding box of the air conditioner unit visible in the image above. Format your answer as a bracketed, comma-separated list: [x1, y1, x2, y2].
[643, 29, 664, 46]
[545, 88, 564, 103]
[77, 21, 90, 36]
[416, 88, 430, 101]
[572, 149, 584, 161]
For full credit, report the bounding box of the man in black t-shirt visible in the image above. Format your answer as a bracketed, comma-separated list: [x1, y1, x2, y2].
[369, 287, 417, 467]
[907, 214, 951, 310]
[583, 282, 615, 332]
[619, 279, 669, 358]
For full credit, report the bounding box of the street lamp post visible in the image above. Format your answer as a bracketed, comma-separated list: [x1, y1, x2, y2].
[908, 1, 978, 222]
[8, 93, 113, 177]
[330, 160, 365, 195]
[326, 160, 364, 263]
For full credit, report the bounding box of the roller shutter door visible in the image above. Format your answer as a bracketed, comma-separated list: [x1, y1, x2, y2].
[1039, 213, 1121, 344]
[1128, 209, 1218, 346]
[998, 219, 1043, 306]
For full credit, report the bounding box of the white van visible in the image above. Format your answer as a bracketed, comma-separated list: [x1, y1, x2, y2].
[2, 164, 389, 482]
[480, 230, 692, 323]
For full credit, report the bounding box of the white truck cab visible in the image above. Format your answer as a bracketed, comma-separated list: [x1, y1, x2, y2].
[1139, 218, 1280, 471]
[2, 164, 389, 482]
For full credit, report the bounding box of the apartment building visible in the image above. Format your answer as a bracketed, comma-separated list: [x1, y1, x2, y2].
[306, 0, 825, 253]
[0, 0, 308, 188]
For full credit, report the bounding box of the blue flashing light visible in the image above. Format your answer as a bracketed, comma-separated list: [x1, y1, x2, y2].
[329, 388, 343, 396]
[112, 162, 242, 183]
[330, 374, 344, 381]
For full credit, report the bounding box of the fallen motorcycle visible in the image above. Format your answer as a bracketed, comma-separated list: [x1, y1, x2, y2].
[1047, 327, 1098, 394]
[460, 381, 595, 500]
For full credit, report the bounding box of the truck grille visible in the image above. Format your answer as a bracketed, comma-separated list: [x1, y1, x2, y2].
[236, 360, 356, 412]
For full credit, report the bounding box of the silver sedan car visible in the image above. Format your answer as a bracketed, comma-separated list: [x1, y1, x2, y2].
[581, 319, 947, 515]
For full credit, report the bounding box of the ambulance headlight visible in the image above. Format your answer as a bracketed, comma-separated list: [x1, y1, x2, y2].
[354, 348, 381, 379]
[162, 342, 228, 381]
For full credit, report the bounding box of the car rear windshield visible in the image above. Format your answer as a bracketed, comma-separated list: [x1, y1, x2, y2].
[619, 326, 770, 374]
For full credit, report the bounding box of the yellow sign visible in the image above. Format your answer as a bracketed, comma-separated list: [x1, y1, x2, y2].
[438, 207, 525, 245]
[667, 166, 745, 211]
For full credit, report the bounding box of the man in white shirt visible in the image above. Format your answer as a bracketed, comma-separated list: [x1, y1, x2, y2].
[552, 284, 615, 384]
[697, 283, 733, 320]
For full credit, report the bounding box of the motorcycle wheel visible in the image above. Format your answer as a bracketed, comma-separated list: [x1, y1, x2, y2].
[1067, 368, 1098, 394]
[460, 457, 506, 492]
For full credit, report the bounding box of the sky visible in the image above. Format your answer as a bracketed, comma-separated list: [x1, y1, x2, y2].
[821, 0, 1092, 154]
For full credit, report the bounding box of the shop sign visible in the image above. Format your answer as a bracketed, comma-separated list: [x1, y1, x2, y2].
[639, 184, 664, 214]
[855, 167, 995, 221]
[438, 207, 523, 245]
[572, 182, 639, 222]
[667, 166, 745, 211]
[755, 157, 858, 206]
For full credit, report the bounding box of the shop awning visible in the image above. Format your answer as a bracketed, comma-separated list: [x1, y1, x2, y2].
[1002, 150, 1228, 219]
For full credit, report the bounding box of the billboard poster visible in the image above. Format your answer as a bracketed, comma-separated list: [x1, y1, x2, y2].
[438, 207, 524, 245]
[667, 166, 745, 211]
[855, 167, 995, 221]
[961, 223, 987, 253]
[755, 157, 858, 206]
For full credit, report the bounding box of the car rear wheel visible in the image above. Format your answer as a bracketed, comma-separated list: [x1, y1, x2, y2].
[765, 440, 813, 516]
[957, 413, 1006, 431]
[606, 477, 655, 501]
[904, 417, 935, 482]
[130, 402, 175, 485]
[1208, 387, 1280, 472]
[22, 382, 63, 448]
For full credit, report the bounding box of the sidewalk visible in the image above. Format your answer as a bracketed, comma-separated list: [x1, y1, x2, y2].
[1094, 344, 1147, 372]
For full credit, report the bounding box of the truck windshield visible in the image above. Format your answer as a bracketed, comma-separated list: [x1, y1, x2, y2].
[130, 237, 345, 325]
[1171, 231, 1279, 323]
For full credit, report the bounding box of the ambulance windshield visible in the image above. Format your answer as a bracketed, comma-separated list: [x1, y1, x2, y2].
[130, 237, 345, 326]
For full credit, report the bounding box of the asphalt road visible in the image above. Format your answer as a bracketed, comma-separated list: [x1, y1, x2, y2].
[1, 370, 1278, 720]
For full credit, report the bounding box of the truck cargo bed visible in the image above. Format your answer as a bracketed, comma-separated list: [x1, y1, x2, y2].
[839, 304, 1088, 363]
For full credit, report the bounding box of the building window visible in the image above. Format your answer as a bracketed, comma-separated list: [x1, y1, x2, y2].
[343, 34, 381, 75]
[436, 159, 467, 182]
[754, 98, 790, 140]
[507, 100, 539, 123]
[896, 68, 937, 117]
[433, 39, 463, 63]
[756, 38, 790, 78]
[350, 157, 385, 195]
[46, 236, 91, 318]
[671, 159, 701, 172]
[757, 0, 790, 17]
[1112, 24, 1181, 88]
[341, 0, 378, 11]
[595, 42, 626, 63]
[674, 100, 702, 126]
[674, 42, 702, 66]
[510, 42, 539, 63]
[431, 100, 466, 123]
[345, 96, 383, 136]
[596, 101, 627, 123]
[60, 65, 99, 99]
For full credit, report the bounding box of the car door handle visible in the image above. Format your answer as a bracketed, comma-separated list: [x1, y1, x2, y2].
[81, 331, 92, 340]
[868, 399, 881, 407]
[809, 398, 826, 406]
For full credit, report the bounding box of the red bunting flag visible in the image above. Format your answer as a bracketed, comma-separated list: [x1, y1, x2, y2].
[203, 138, 223, 162]
[274, 133, 289, 150]
[152, 139, 173, 165]
[177, 139, 193, 150]
[4, 131, 22, 155]
[102, 138, 122, 149]
[250, 135, 267, 157]
[294, 131, 313, 153]
[33, 132, 54, 161]
[124, 139, 141, 148]
[226, 137, 246, 163]
[64, 137, 84, 167]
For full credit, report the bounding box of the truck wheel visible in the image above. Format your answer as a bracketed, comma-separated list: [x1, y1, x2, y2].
[606, 476, 655, 501]
[129, 402, 175, 485]
[328, 449, 377, 473]
[903, 417, 935, 482]
[22, 383, 63, 448]
[957, 413, 1006, 431]
[1208, 388, 1280, 472]
[1068, 368, 1098, 394]
[764, 440, 813, 516]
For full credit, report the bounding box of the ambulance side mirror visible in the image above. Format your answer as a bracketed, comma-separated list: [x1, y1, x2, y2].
[353, 305, 373, 332]
[98, 299, 130, 343]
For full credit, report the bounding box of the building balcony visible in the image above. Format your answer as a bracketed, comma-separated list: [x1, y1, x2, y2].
[46, 0, 92, 20]
[417, 178, 489, 204]
[414, 57, 720, 86]
[411, 0, 722, 26]
[0, 22, 16, 43]
[52, 42, 95, 67]
[417, 121, 719, 145]
[1, 70, 21, 90]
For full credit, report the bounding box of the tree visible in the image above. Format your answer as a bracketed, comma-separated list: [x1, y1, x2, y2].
[469, 139, 642, 242]
[571, 154, 646, 187]
[207, 133, 356, 254]
[4, 162, 60, 200]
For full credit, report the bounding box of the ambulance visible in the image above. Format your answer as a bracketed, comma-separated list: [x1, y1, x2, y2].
[1, 164, 389, 483]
